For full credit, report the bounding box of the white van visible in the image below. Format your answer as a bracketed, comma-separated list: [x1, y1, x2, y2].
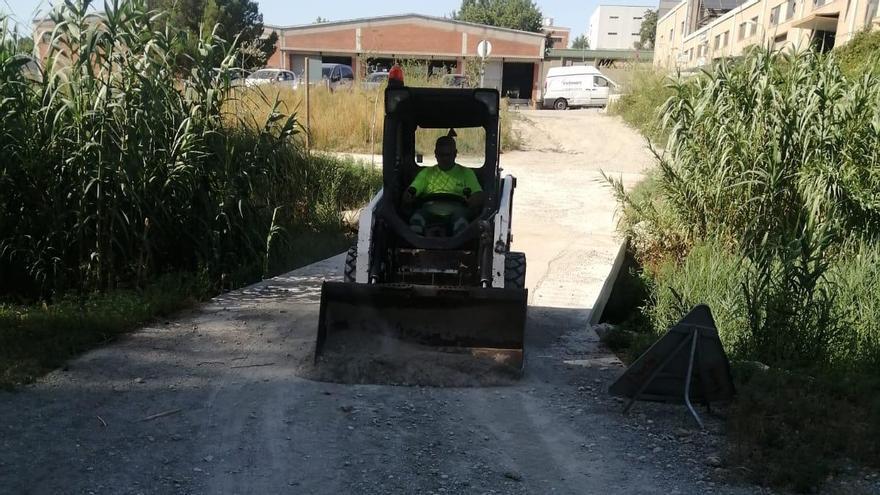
[540, 66, 616, 110]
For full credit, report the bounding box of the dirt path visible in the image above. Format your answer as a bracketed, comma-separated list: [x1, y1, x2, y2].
[0, 110, 759, 495]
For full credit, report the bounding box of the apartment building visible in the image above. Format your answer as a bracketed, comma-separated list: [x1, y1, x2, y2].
[588, 5, 656, 49]
[654, 0, 880, 68]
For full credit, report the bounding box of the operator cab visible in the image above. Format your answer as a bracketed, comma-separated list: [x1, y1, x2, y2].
[378, 84, 502, 251]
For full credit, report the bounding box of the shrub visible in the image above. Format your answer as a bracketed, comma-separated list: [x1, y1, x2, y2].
[609, 48, 880, 491]
[607, 68, 675, 144]
[614, 48, 880, 368]
[0, 1, 379, 299]
[835, 28, 880, 78]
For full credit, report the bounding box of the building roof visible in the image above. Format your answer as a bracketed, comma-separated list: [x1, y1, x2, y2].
[701, 0, 748, 9]
[595, 4, 656, 8]
[265, 13, 546, 38]
[548, 48, 654, 59]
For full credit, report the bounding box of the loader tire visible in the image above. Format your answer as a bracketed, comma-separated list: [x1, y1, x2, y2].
[505, 252, 526, 289]
[343, 244, 357, 283]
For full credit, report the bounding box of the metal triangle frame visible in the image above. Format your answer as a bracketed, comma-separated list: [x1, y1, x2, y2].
[621, 326, 711, 428]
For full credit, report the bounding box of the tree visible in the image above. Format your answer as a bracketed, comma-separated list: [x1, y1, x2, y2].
[571, 34, 589, 50]
[314, 16, 329, 23]
[544, 32, 554, 56]
[637, 9, 658, 49]
[147, 0, 276, 68]
[453, 0, 543, 32]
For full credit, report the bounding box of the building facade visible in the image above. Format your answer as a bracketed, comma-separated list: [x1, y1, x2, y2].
[654, 0, 880, 69]
[542, 17, 572, 48]
[587, 5, 656, 49]
[264, 14, 547, 101]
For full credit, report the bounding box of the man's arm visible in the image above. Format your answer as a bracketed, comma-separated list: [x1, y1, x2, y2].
[463, 169, 485, 213]
[403, 169, 428, 204]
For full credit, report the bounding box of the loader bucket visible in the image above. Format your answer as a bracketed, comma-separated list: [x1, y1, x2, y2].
[315, 282, 527, 373]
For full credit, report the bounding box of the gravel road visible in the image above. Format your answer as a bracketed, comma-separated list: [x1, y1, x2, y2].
[1, 109, 764, 494]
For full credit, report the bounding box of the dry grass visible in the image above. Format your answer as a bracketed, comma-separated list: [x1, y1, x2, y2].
[227, 85, 522, 155]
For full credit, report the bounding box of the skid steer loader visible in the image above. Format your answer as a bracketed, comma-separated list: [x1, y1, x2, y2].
[315, 74, 527, 372]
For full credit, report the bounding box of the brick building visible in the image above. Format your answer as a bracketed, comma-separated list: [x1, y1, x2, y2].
[263, 14, 548, 102]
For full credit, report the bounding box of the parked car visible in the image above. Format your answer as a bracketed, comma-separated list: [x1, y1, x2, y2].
[441, 74, 469, 88]
[245, 69, 299, 89]
[540, 66, 617, 110]
[321, 63, 355, 91]
[361, 71, 389, 90]
[213, 67, 249, 87]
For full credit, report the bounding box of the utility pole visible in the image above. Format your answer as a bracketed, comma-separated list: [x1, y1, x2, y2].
[304, 57, 310, 151]
[477, 40, 492, 88]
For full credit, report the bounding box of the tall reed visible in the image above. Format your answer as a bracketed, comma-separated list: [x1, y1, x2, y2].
[0, 0, 378, 298]
[609, 48, 880, 369]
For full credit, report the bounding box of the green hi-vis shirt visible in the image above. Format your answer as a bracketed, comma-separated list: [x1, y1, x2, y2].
[409, 164, 482, 198]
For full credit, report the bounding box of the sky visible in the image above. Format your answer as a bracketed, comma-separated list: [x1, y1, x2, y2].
[1, 0, 658, 44]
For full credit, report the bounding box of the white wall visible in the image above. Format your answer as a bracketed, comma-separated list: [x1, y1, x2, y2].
[586, 5, 655, 49]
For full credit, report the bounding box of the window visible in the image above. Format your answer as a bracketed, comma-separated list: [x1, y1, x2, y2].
[608, 32, 618, 35]
[633, 16, 643, 19]
[770, 5, 781, 25]
[689, 48, 694, 60]
[751, 17, 759, 35]
[594, 76, 609, 87]
[670, 28, 674, 39]
[739, 22, 747, 40]
[722, 30, 729, 47]
[813, 0, 827, 6]
[714, 33, 722, 49]
[632, 32, 640, 36]
[786, 0, 797, 20]
[699, 44, 707, 56]
[610, 15, 619, 18]
[416, 127, 486, 164]
[681, 20, 685, 35]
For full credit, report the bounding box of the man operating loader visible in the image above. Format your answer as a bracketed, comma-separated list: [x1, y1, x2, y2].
[401, 134, 486, 236]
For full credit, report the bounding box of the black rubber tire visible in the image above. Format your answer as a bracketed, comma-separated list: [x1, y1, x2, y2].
[505, 252, 527, 289]
[343, 244, 357, 283]
[553, 98, 568, 110]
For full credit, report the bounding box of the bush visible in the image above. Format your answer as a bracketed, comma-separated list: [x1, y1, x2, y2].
[609, 48, 880, 490]
[0, 2, 380, 299]
[729, 366, 880, 492]
[835, 28, 880, 78]
[607, 68, 675, 144]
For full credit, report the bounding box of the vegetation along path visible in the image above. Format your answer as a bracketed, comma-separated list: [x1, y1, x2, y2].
[1, 110, 763, 494]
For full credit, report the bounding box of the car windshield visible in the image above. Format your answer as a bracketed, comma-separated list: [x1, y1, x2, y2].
[367, 73, 388, 82]
[248, 70, 275, 79]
